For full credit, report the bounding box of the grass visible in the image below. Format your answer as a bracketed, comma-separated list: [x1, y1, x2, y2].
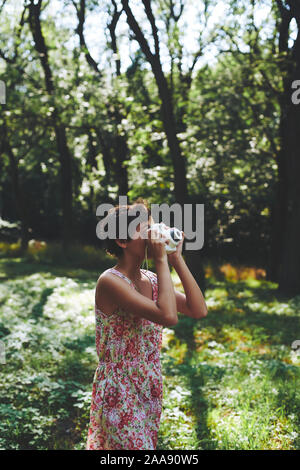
[0, 249, 299, 450]
[159, 267, 300, 450]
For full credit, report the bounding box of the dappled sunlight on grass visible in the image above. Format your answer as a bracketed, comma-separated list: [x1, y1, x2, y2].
[204, 261, 267, 282]
[161, 328, 188, 365]
[0, 257, 299, 450]
[0, 241, 113, 271]
[159, 271, 300, 450]
[219, 264, 266, 281]
[0, 261, 98, 449]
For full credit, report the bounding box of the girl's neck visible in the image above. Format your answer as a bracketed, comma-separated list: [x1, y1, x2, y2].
[114, 258, 143, 282]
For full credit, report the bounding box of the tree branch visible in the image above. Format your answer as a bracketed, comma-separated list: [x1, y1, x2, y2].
[275, 0, 293, 53]
[142, 0, 160, 57]
[108, 0, 122, 76]
[28, 0, 54, 93]
[73, 0, 102, 76]
[0, 4, 28, 63]
[169, 0, 184, 22]
[121, 0, 154, 63]
[0, 0, 8, 15]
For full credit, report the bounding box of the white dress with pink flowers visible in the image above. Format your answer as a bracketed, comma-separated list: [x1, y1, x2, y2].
[86, 268, 163, 450]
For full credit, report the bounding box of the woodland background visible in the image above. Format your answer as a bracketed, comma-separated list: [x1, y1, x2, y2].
[0, 0, 300, 450]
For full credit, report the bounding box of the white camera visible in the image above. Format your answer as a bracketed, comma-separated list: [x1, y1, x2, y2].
[147, 222, 183, 253]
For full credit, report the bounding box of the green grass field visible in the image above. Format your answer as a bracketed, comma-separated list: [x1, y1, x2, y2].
[0, 256, 299, 450]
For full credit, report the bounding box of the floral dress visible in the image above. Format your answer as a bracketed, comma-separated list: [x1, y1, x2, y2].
[86, 267, 163, 450]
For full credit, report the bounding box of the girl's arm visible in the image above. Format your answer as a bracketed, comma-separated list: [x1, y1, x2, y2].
[97, 227, 178, 327]
[155, 255, 178, 325]
[168, 233, 208, 319]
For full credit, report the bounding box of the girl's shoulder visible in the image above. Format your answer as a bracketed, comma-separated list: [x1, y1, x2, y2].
[141, 269, 157, 283]
[98, 267, 133, 287]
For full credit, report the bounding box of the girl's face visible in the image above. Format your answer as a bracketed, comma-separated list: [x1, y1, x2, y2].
[121, 215, 154, 260]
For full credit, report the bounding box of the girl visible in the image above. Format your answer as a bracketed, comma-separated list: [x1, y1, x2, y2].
[86, 201, 207, 450]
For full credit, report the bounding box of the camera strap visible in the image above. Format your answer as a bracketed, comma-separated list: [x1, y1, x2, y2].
[142, 245, 149, 271]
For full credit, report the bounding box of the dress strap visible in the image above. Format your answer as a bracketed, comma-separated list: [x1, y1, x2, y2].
[141, 269, 157, 284]
[107, 268, 157, 297]
[140, 269, 158, 302]
[107, 268, 137, 290]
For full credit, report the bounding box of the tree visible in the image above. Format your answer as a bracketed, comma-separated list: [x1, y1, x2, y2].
[268, 0, 300, 294]
[121, 0, 188, 204]
[121, 0, 207, 291]
[27, 0, 74, 250]
[72, 0, 129, 196]
[1, 120, 30, 250]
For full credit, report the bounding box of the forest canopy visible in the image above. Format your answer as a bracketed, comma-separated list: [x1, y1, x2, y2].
[1, 0, 300, 294]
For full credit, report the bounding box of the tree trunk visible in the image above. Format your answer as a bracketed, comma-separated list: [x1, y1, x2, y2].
[3, 129, 30, 251]
[121, 0, 205, 291]
[276, 80, 300, 294]
[267, 0, 300, 294]
[114, 135, 129, 196]
[152, 57, 204, 290]
[53, 119, 73, 249]
[73, 0, 129, 196]
[109, 1, 129, 196]
[121, 0, 188, 204]
[28, 0, 73, 250]
[152, 61, 189, 204]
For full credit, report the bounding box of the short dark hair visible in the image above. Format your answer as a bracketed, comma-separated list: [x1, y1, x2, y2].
[102, 198, 151, 258]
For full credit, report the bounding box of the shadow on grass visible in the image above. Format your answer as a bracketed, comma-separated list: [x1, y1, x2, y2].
[64, 333, 95, 353]
[161, 316, 220, 449]
[161, 275, 300, 449]
[31, 287, 55, 320]
[206, 279, 300, 346]
[0, 257, 112, 282]
[2, 257, 299, 449]
[208, 277, 300, 306]
[187, 363, 223, 450]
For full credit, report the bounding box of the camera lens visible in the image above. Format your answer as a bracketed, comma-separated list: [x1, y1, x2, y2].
[169, 228, 181, 242]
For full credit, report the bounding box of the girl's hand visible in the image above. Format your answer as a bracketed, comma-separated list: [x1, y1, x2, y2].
[167, 231, 184, 266]
[146, 227, 168, 263]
